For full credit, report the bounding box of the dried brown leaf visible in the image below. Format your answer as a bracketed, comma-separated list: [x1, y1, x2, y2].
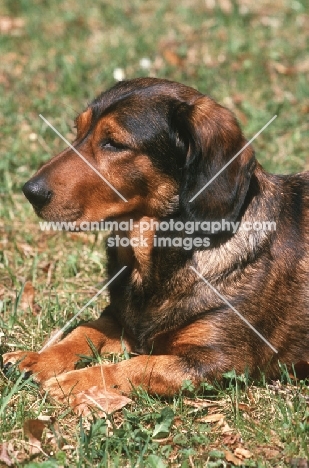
[72, 386, 132, 417]
[258, 446, 281, 459]
[16, 242, 35, 256]
[272, 61, 295, 75]
[205, 0, 232, 13]
[222, 433, 241, 446]
[246, 388, 255, 404]
[20, 281, 35, 312]
[162, 50, 183, 67]
[224, 450, 242, 466]
[0, 16, 25, 34]
[238, 402, 252, 412]
[183, 397, 220, 409]
[23, 419, 46, 455]
[0, 443, 13, 467]
[40, 416, 65, 449]
[40, 262, 51, 273]
[0, 286, 6, 299]
[220, 421, 233, 433]
[289, 458, 308, 468]
[197, 413, 224, 423]
[40, 262, 54, 286]
[234, 447, 252, 459]
[295, 58, 309, 73]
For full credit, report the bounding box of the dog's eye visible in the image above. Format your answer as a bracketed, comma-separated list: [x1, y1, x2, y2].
[101, 140, 125, 152]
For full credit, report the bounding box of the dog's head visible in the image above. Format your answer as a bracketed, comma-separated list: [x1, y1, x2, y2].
[23, 78, 256, 225]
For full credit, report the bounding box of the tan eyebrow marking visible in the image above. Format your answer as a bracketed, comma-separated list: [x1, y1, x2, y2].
[75, 108, 92, 140]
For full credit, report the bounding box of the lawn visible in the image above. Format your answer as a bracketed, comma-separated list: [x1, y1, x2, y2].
[0, 0, 308, 466]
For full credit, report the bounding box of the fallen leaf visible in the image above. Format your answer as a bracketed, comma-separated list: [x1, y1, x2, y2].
[301, 103, 309, 116]
[232, 93, 245, 105]
[16, 242, 35, 256]
[222, 433, 240, 446]
[183, 398, 220, 409]
[162, 49, 184, 67]
[0, 286, 6, 299]
[0, 16, 25, 34]
[220, 422, 233, 434]
[23, 419, 46, 455]
[246, 388, 255, 404]
[0, 443, 13, 466]
[272, 61, 295, 75]
[238, 402, 252, 412]
[258, 446, 281, 459]
[289, 458, 308, 468]
[72, 386, 132, 416]
[295, 58, 309, 73]
[205, 0, 232, 13]
[197, 413, 224, 423]
[224, 450, 242, 466]
[20, 281, 35, 312]
[234, 447, 252, 459]
[40, 262, 51, 273]
[33, 415, 65, 448]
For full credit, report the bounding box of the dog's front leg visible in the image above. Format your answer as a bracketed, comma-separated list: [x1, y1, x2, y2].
[2, 315, 133, 382]
[44, 354, 198, 401]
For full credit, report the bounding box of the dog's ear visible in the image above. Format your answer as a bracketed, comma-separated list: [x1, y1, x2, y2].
[175, 96, 256, 223]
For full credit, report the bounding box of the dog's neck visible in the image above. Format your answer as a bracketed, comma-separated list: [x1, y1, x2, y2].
[193, 166, 284, 281]
[110, 165, 283, 285]
[111, 216, 156, 283]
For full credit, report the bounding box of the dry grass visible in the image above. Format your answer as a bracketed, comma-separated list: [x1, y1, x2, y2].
[0, 0, 308, 466]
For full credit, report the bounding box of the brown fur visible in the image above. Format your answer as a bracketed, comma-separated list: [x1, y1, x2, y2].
[3, 78, 309, 400]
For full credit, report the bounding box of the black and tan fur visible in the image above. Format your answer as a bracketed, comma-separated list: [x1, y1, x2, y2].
[3, 78, 309, 399]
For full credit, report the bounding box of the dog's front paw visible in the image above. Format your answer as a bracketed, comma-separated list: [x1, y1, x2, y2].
[44, 366, 109, 402]
[2, 350, 41, 377]
[44, 369, 88, 402]
[2, 345, 80, 383]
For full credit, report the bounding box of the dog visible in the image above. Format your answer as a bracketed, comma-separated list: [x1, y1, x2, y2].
[3, 78, 309, 399]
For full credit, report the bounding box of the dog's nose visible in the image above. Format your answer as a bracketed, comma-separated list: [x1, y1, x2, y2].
[23, 177, 53, 208]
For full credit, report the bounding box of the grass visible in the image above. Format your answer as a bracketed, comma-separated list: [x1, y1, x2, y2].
[0, 0, 308, 466]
